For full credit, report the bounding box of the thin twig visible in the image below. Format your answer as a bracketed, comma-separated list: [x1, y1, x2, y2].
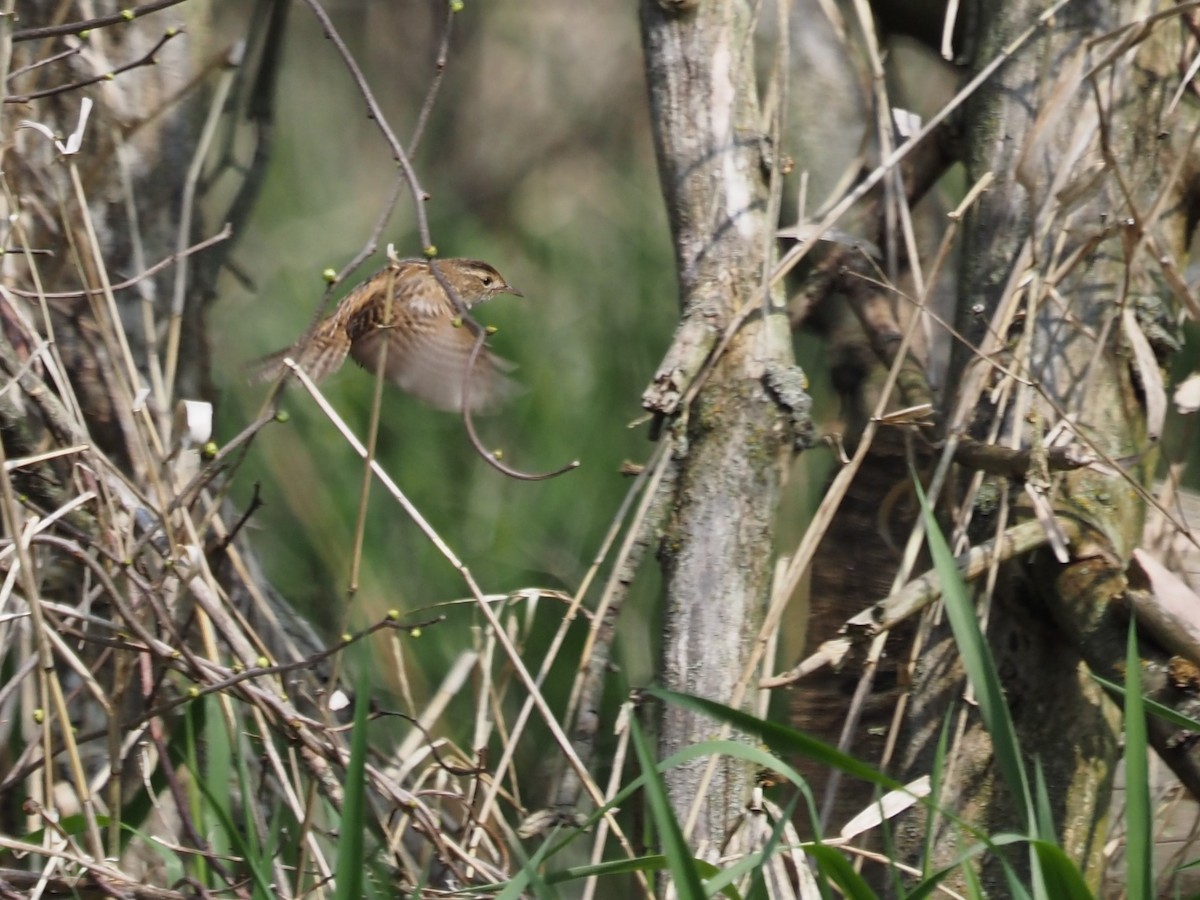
[6, 29, 183, 103]
[296, 0, 432, 247]
[162, 59, 238, 408]
[407, 2, 455, 157]
[13, 0, 190, 42]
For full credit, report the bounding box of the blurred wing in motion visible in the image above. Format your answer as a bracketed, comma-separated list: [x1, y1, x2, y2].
[349, 312, 517, 412]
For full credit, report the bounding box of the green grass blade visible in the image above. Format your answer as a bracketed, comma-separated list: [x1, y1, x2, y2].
[184, 696, 211, 887]
[942, 838, 1053, 900]
[1029, 840, 1095, 900]
[1033, 760, 1055, 844]
[998, 853, 1036, 900]
[913, 479, 1033, 830]
[492, 854, 731, 898]
[805, 843, 878, 900]
[189, 750, 275, 897]
[629, 709, 707, 899]
[21, 813, 110, 842]
[963, 857, 985, 900]
[1123, 618, 1152, 900]
[541, 854, 667, 883]
[537, 738, 819, 868]
[496, 822, 557, 900]
[333, 662, 371, 900]
[647, 688, 904, 793]
[490, 854, 533, 898]
[1089, 673, 1200, 732]
[646, 688, 1020, 854]
[906, 833, 1027, 900]
[202, 693, 234, 864]
[921, 708, 954, 880]
[231, 723, 265, 896]
[742, 792, 799, 900]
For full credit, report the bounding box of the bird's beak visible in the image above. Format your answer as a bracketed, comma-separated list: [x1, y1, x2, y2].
[504, 284, 524, 298]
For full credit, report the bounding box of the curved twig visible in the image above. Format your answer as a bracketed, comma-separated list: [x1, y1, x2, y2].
[460, 327, 580, 482]
[358, 708, 485, 777]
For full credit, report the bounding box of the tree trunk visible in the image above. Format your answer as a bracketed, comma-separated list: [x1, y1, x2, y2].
[640, 0, 806, 853]
[894, 0, 1198, 890]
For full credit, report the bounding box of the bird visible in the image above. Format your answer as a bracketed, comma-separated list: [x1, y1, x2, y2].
[254, 257, 522, 412]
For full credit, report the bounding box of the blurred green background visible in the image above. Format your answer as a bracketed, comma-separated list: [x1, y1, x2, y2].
[209, 2, 685, 714]
[203, 2, 990, 736]
[205, 0, 1200, 812]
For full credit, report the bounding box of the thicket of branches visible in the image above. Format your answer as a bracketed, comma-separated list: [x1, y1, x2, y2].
[4, 1, 1200, 898]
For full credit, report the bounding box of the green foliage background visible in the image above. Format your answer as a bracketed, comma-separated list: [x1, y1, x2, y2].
[210, 4, 680, 710]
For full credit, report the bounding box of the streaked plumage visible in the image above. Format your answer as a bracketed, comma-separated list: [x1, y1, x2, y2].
[255, 258, 521, 412]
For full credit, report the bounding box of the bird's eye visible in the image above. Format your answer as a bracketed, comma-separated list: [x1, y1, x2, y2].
[481, 275, 494, 286]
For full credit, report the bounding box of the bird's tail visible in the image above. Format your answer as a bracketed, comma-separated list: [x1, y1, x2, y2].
[246, 325, 351, 385]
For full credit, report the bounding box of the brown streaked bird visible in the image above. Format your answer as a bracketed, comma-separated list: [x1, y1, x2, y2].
[255, 258, 522, 412]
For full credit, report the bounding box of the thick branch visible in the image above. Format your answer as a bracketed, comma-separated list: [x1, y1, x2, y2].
[640, 0, 801, 852]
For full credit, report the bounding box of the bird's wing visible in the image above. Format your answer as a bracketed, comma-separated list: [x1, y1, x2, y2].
[349, 310, 517, 413]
